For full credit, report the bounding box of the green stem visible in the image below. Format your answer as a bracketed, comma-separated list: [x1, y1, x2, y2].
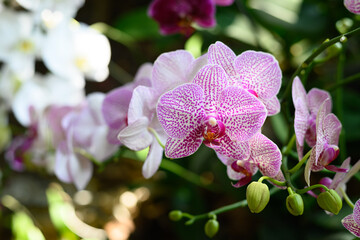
[339, 187, 355, 209]
[183, 187, 280, 225]
[91, 22, 136, 49]
[74, 147, 100, 165]
[296, 184, 329, 195]
[326, 72, 360, 91]
[280, 26, 360, 102]
[108, 61, 134, 84]
[148, 127, 165, 149]
[258, 176, 287, 186]
[288, 149, 312, 174]
[282, 134, 296, 156]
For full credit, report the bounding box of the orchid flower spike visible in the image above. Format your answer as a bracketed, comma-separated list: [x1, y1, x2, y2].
[292, 76, 331, 160]
[208, 41, 282, 116]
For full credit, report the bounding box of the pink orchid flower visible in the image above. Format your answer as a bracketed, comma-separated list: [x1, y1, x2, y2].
[344, 0, 360, 14]
[118, 50, 206, 178]
[292, 76, 331, 160]
[55, 93, 118, 189]
[102, 63, 152, 145]
[342, 199, 360, 238]
[208, 41, 282, 115]
[304, 98, 346, 186]
[156, 64, 267, 159]
[213, 0, 234, 6]
[148, 0, 216, 36]
[218, 132, 283, 187]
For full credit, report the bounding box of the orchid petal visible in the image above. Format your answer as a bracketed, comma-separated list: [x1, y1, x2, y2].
[70, 152, 93, 190]
[54, 141, 73, 183]
[165, 129, 203, 158]
[218, 86, 267, 141]
[315, 98, 332, 164]
[250, 133, 282, 178]
[322, 113, 342, 145]
[151, 50, 195, 93]
[193, 64, 228, 115]
[88, 125, 118, 162]
[262, 96, 280, 116]
[208, 41, 237, 77]
[127, 86, 157, 124]
[215, 135, 250, 160]
[293, 78, 310, 147]
[307, 88, 331, 115]
[354, 199, 360, 226]
[342, 209, 360, 238]
[157, 83, 205, 139]
[344, 0, 360, 14]
[142, 139, 163, 178]
[133, 62, 153, 86]
[330, 157, 351, 190]
[118, 117, 153, 151]
[304, 148, 316, 186]
[234, 50, 282, 100]
[187, 53, 208, 81]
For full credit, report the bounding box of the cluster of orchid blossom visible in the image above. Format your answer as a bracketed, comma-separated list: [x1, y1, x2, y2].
[1, 0, 360, 238]
[0, 0, 113, 189]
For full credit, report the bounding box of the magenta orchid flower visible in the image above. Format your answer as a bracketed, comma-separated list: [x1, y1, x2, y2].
[304, 98, 345, 186]
[292, 76, 331, 160]
[55, 93, 119, 189]
[102, 63, 152, 145]
[148, 0, 215, 36]
[213, 0, 234, 6]
[344, 0, 360, 14]
[218, 132, 282, 187]
[342, 199, 360, 238]
[118, 50, 206, 178]
[156, 64, 267, 159]
[208, 41, 282, 116]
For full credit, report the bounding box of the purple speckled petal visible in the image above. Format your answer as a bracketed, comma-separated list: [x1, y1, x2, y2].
[215, 134, 250, 160]
[330, 157, 351, 190]
[354, 199, 360, 226]
[157, 83, 205, 139]
[344, 0, 360, 14]
[315, 98, 332, 164]
[234, 50, 282, 100]
[292, 77, 309, 147]
[342, 213, 360, 237]
[193, 64, 228, 115]
[250, 133, 282, 178]
[304, 147, 317, 186]
[262, 96, 280, 116]
[152, 50, 195, 94]
[187, 53, 208, 81]
[218, 86, 267, 142]
[322, 113, 342, 145]
[142, 139, 163, 178]
[208, 41, 237, 77]
[307, 88, 331, 116]
[165, 128, 203, 158]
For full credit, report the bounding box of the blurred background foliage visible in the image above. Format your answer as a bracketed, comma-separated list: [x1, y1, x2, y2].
[0, 0, 360, 239]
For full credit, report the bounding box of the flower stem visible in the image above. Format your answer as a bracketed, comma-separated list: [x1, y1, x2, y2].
[280, 26, 360, 102]
[339, 187, 354, 209]
[182, 187, 280, 225]
[326, 72, 360, 91]
[148, 127, 165, 149]
[296, 184, 329, 195]
[258, 176, 287, 186]
[288, 149, 312, 174]
[91, 22, 135, 49]
[282, 134, 296, 156]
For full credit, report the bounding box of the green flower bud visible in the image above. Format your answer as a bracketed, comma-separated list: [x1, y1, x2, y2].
[204, 219, 219, 238]
[317, 189, 342, 215]
[286, 193, 304, 216]
[336, 18, 353, 34]
[246, 181, 270, 213]
[168, 210, 182, 221]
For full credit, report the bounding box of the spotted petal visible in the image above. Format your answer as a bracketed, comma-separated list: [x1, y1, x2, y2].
[165, 127, 203, 158]
[342, 213, 360, 238]
[315, 98, 332, 164]
[250, 133, 282, 178]
[193, 64, 228, 115]
[218, 86, 267, 142]
[208, 41, 237, 77]
[262, 96, 280, 116]
[307, 88, 331, 116]
[344, 0, 360, 14]
[215, 135, 250, 160]
[157, 83, 205, 139]
[234, 50, 282, 100]
[322, 113, 342, 145]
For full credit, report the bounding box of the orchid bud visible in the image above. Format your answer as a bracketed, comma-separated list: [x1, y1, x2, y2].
[336, 18, 353, 34]
[286, 193, 304, 216]
[246, 181, 270, 213]
[204, 219, 219, 238]
[169, 210, 182, 221]
[317, 189, 342, 215]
